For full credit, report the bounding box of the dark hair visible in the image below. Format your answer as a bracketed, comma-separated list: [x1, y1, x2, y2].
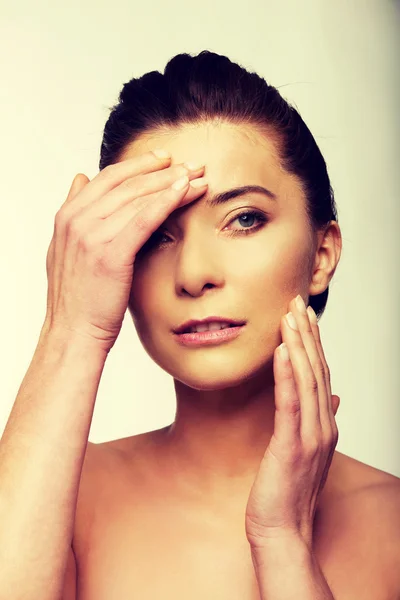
[99, 50, 339, 319]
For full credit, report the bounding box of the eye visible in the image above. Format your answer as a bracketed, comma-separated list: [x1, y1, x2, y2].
[225, 209, 268, 236]
[143, 209, 268, 252]
[143, 229, 171, 251]
[151, 230, 171, 245]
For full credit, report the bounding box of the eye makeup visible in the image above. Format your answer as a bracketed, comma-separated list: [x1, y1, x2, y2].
[148, 208, 268, 249]
[224, 209, 268, 237]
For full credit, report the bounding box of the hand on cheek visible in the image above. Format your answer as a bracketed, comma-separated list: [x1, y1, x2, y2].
[245, 295, 340, 551]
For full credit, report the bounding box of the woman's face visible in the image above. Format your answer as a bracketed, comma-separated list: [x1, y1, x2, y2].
[121, 121, 316, 390]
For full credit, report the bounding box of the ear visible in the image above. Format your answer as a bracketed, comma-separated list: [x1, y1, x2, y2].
[308, 222, 343, 297]
[331, 394, 340, 416]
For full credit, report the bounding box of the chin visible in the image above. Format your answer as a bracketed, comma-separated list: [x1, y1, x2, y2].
[149, 350, 273, 392]
[174, 372, 253, 392]
[137, 326, 277, 390]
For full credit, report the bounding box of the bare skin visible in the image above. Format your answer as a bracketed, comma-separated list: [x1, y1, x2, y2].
[67, 436, 400, 599]
[61, 122, 400, 598]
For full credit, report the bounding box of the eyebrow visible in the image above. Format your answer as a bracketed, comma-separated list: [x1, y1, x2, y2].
[204, 185, 277, 207]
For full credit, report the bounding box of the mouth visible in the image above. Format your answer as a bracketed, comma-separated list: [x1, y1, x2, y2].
[173, 322, 246, 346]
[173, 317, 247, 335]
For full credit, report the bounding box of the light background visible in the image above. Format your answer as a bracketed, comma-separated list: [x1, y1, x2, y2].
[1, 1, 399, 475]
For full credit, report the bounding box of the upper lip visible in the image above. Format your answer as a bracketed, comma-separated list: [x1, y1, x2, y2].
[173, 316, 246, 334]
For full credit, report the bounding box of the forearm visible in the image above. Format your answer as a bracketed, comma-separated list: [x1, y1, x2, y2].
[0, 326, 107, 600]
[251, 536, 335, 600]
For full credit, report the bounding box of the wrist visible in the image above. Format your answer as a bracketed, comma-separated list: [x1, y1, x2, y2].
[38, 322, 110, 362]
[251, 532, 311, 570]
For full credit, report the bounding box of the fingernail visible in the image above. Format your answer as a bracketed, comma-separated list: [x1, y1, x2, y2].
[172, 175, 189, 190]
[279, 342, 290, 361]
[286, 312, 298, 330]
[183, 161, 205, 171]
[190, 178, 208, 188]
[153, 148, 171, 159]
[295, 294, 306, 313]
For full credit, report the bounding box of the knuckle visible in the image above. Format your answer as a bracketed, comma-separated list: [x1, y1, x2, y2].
[78, 227, 104, 253]
[325, 365, 331, 383]
[289, 441, 304, 464]
[80, 232, 97, 252]
[321, 430, 333, 449]
[314, 360, 326, 380]
[54, 208, 69, 230]
[304, 320, 313, 334]
[305, 374, 318, 392]
[331, 424, 339, 445]
[134, 213, 150, 232]
[66, 218, 95, 250]
[304, 437, 320, 459]
[285, 395, 301, 415]
[121, 176, 139, 191]
[99, 163, 117, 180]
[67, 217, 83, 239]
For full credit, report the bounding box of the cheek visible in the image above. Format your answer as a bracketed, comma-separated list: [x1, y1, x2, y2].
[231, 240, 309, 303]
[128, 264, 150, 320]
[129, 260, 167, 321]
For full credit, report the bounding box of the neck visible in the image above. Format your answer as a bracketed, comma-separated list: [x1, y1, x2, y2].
[153, 364, 276, 509]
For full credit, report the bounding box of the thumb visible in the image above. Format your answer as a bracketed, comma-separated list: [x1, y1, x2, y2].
[65, 172, 90, 204]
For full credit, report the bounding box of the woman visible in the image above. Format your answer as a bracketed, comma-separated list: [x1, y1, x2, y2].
[1, 50, 399, 600]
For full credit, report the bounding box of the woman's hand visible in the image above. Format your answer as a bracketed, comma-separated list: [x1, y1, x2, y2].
[43, 150, 208, 354]
[245, 294, 340, 552]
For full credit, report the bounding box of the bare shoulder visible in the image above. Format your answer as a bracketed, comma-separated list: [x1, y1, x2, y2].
[320, 451, 400, 596]
[333, 450, 400, 500]
[93, 428, 170, 475]
[347, 453, 400, 555]
[72, 433, 158, 546]
[328, 450, 400, 527]
[76, 435, 145, 490]
[97, 428, 168, 455]
[76, 431, 158, 493]
[81, 431, 153, 469]
[348, 452, 400, 543]
[72, 439, 133, 555]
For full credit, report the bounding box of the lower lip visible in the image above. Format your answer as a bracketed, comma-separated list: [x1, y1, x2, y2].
[173, 325, 245, 346]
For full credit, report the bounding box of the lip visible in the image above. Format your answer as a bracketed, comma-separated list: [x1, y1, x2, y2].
[173, 324, 246, 346]
[173, 316, 247, 335]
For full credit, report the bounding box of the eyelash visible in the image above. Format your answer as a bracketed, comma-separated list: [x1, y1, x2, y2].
[150, 209, 268, 247]
[225, 209, 268, 237]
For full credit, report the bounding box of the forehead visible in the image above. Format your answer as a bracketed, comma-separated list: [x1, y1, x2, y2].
[120, 121, 303, 205]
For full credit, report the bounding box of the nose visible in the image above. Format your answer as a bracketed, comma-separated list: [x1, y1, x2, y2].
[174, 234, 225, 298]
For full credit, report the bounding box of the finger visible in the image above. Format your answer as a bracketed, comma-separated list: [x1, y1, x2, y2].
[65, 173, 90, 204]
[282, 298, 324, 446]
[272, 341, 301, 450]
[47, 174, 90, 274]
[292, 297, 332, 439]
[304, 308, 339, 500]
[84, 175, 208, 247]
[63, 150, 173, 215]
[78, 163, 205, 221]
[290, 296, 330, 440]
[99, 176, 209, 263]
[306, 305, 338, 440]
